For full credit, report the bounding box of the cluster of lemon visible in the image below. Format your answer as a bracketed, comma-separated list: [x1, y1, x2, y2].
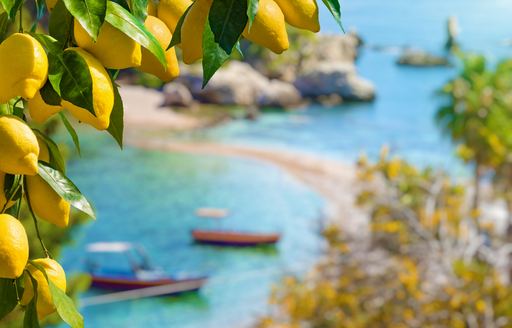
[0, 0, 321, 322]
[0, 115, 68, 319]
[178, 0, 319, 63]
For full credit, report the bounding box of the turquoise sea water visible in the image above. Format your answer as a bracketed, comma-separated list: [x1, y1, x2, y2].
[60, 1, 512, 327]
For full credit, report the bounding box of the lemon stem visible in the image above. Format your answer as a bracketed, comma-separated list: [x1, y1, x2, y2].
[18, 5, 22, 33]
[13, 279, 20, 303]
[15, 197, 21, 218]
[24, 180, 50, 258]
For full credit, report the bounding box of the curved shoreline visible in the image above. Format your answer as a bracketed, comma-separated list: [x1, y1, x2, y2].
[126, 137, 368, 237]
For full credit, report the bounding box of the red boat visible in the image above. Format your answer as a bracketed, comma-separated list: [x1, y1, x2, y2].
[90, 274, 208, 292]
[86, 242, 208, 295]
[191, 230, 281, 246]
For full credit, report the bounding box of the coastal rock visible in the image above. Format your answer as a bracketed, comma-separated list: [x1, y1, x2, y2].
[397, 50, 450, 67]
[294, 62, 375, 101]
[257, 80, 303, 108]
[179, 61, 303, 108]
[162, 82, 194, 107]
[182, 61, 268, 106]
[309, 33, 360, 63]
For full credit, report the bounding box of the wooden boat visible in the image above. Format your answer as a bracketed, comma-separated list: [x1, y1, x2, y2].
[195, 208, 229, 218]
[86, 242, 208, 295]
[191, 229, 280, 246]
[90, 274, 208, 293]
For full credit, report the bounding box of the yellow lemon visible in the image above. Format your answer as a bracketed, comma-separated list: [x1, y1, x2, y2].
[27, 176, 70, 227]
[26, 138, 70, 227]
[0, 171, 16, 210]
[21, 258, 67, 320]
[157, 0, 192, 32]
[74, 20, 142, 69]
[0, 33, 48, 103]
[273, 0, 319, 32]
[0, 115, 39, 175]
[0, 214, 29, 279]
[140, 16, 179, 81]
[45, 0, 58, 11]
[61, 48, 114, 130]
[181, 0, 212, 64]
[243, 0, 289, 54]
[28, 91, 63, 124]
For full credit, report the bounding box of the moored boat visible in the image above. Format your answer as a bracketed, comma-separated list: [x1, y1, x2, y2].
[191, 229, 280, 246]
[86, 242, 208, 295]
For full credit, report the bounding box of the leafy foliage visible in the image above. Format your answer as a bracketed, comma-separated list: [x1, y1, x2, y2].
[105, 0, 165, 66]
[438, 54, 512, 221]
[37, 162, 95, 219]
[259, 153, 512, 327]
[0, 279, 18, 320]
[208, 0, 247, 54]
[62, 0, 106, 40]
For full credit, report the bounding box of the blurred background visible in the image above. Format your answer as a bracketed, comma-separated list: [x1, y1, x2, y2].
[7, 0, 512, 327]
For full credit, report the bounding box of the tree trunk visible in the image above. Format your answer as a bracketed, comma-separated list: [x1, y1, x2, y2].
[506, 197, 512, 240]
[472, 163, 481, 212]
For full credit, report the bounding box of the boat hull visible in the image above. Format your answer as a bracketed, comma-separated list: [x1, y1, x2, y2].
[191, 229, 280, 246]
[91, 276, 207, 294]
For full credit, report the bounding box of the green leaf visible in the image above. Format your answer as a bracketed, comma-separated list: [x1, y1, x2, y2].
[49, 0, 73, 47]
[62, 0, 106, 40]
[23, 298, 40, 328]
[59, 49, 96, 116]
[1, 0, 22, 20]
[106, 83, 124, 148]
[13, 106, 24, 119]
[0, 103, 10, 115]
[23, 274, 40, 328]
[167, 4, 192, 49]
[33, 130, 66, 173]
[47, 52, 64, 95]
[39, 81, 62, 106]
[49, 281, 84, 328]
[0, 12, 10, 43]
[29, 33, 62, 54]
[105, 1, 166, 66]
[321, 0, 343, 31]
[246, 0, 258, 30]
[202, 18, 229, 87]
[0, 279, 18, 320]
[59, 112, 81, 155]
[129, 0, 148, 22]
[37, 161, 95, 219]
[3, 174, 22, 204]
[107, 69, 120, 80]
[208, 0, 247, 54]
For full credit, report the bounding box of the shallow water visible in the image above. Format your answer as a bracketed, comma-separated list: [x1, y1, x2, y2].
[61, 133, 324, 328]
[60, 1, 512, 327]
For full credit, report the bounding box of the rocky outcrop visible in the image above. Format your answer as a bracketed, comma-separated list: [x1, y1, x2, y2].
[171, 32, 375, 107]
[397, 50, 450, 67]
[257, 80, 303, 108]
[161, 82, 194, 107]
[178, 61, 302, 108]
[305, 33, 360, 64]
[294, 62, 375, 102]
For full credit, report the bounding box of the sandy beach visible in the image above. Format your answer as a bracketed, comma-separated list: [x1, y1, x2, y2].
[120, 84, 368, 236]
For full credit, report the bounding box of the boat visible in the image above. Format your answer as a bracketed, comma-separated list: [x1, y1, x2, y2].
[195, 207, 229, 218]
[191, 230, 281, 246]
[85, 242, 208, 294]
